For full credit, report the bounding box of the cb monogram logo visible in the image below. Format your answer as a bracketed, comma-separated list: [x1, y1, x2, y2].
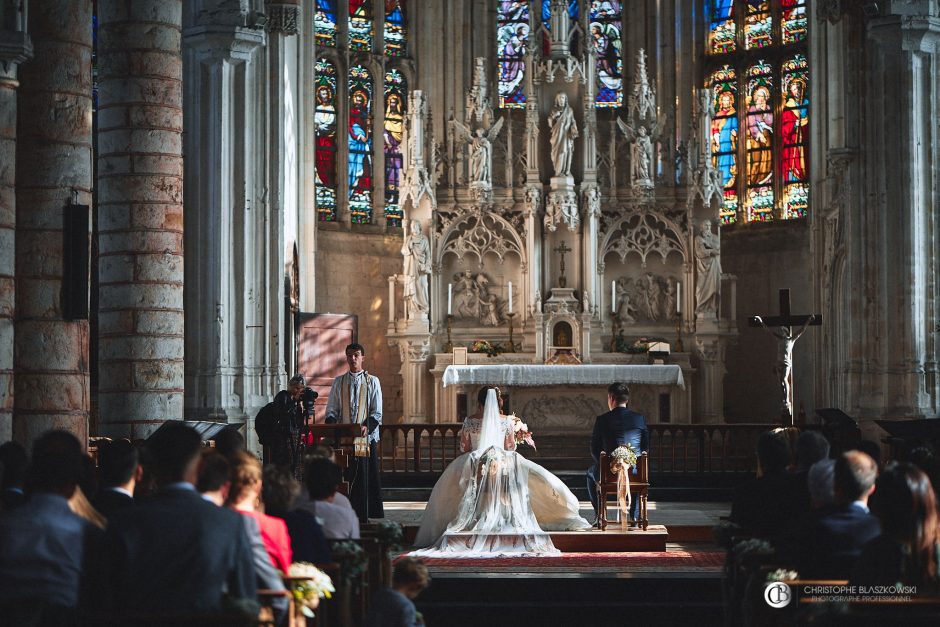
[764, 582, 792, 608]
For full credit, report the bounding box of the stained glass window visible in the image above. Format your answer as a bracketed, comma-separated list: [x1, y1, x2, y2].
[589, 1, 622, 107]
[315, 0, 337, 47]
[705, 1, 808, 223]
[541, 0, 580, 54]
[781, 0, 807, 46]
[745, 60, 773, 221]
[384, 0, 406, 57]
[745, 1, 772, 50]
[349, 0, 373, 51]
[384, 69, 406, 226]
[709, 66, 739, 224]
[348, 65, 373, 223]
[781, 53, 809, 218]
[497, 1, 530, 109]
[708, 0, 736, 54]
[315, 59, 338, 221]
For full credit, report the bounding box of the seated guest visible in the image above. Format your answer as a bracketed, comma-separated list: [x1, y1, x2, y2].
[91, 439, 141, 517]
[0, 441, 28, 511]
[798, 450, 880, 580]
[776, 458, 838, 564]
[215, 427, 246, 460]
[92, 422, 257, 617]
[68, 455, 106, 530]
[787, 431, 831, 526]
[0, 431, 101, 626]
[196, 448, 231, 506]
[365, 557, 430, 627]
[199, 450, 288, 622]
[851, 462, 940, 594]
[262, 465, 331, 564]
[730, 431, 797, 542]
[227, 450, 293, 573]
[298, 457, 360, 540]
[300, 446, 355, 511]
[807, 458, 837, 510]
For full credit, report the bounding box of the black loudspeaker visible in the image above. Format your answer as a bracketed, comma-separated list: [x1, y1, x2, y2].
[63, 203, 90, 320]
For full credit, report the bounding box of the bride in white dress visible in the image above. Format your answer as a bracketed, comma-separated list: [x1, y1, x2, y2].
[413, 387, 591, 555]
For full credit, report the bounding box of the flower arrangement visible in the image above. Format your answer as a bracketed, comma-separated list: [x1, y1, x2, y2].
[330, 540, 368, 583]
[375, 519, 404, 551]
[287, 562, 335, 618]
[766, 568, 799, 583]
[509, 413, 536, 449]
[469, 340, 504, 357]
[732, 538, 775, 568]
[610, 444, 638, 467]
[614, 336, 670, 354]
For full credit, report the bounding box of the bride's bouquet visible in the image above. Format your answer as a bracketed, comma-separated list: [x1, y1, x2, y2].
[509, 413, 536, 449]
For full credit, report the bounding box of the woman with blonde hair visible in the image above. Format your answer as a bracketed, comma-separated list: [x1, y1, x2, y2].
[226, 451, 292, 573]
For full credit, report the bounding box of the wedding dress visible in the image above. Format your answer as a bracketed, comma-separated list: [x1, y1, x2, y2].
[412, 390, 591, 556]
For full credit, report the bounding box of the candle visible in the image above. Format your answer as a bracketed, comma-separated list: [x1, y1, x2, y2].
[611, 280, 617, 313]
[447, 284, 453, 315]
[508, 282, 513, 313]
[676, 281, 681, 313]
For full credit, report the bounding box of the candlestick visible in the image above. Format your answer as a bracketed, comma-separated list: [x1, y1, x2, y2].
[444, 314, 454, 353]
[508, 281, 513, 314]
[611, 280, 616, 314]
[674, 311, 684, 353]
[447, 283, 453, 315]
[506, 312, 517, 353]
[610, 312, 620, 352]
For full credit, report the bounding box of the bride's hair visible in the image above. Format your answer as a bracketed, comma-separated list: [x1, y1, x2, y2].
[477, 385, 501, 408]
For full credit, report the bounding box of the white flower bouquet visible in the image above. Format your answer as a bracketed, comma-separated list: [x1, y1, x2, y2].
[287, 562, 335, 618]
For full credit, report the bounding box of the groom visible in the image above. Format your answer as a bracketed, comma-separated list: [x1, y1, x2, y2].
[587, 382, 649, 526]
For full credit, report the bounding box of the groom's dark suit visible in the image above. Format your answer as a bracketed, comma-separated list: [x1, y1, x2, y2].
[587, 406, 649, 521]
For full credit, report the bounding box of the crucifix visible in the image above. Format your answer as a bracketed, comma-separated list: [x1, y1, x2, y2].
[748, 288, 822, 426]
[554, 241, 572, 288]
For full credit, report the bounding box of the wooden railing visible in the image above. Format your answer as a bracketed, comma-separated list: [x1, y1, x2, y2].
[378, 422, 774, 476]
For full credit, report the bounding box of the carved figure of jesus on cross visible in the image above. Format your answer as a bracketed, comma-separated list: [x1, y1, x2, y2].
[554, 241, 572, 288]
[748, 288, 821, 425]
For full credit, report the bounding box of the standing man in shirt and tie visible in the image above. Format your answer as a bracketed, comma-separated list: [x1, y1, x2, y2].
[325, 343, 385, 521]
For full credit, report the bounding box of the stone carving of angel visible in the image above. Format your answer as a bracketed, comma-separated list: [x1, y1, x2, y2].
[617, 118, 659, 188]
[452, 117, 505, 186]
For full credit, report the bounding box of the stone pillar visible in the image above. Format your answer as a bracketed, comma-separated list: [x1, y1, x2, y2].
[96, 1, 184, 437]
[851, 5, 940, 420]
[182, 8, 265, 422]
[0, 3, 32, 442]
[14, 0, 92, 444]
[694, 336, 725, 424]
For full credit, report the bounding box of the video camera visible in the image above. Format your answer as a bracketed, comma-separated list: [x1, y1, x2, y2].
[302, 387, 318, 417]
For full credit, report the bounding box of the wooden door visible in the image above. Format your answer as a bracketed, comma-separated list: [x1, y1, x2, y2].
[296, 313, 357, 424]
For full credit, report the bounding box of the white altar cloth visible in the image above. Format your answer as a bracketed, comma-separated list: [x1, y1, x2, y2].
[442, 364, 685, 389]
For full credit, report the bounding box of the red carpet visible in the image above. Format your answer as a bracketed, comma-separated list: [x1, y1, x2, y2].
[397, 550, 724, 572]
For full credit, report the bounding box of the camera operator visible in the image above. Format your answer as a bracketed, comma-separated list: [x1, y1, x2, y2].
[255, 374, 317, 473]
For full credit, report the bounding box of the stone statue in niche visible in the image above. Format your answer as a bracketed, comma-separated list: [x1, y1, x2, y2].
[451, 117, 504, 188]
[402, 219, 431, 318]
[548, 92, 578, 177]
[694, 220, 722, 316]
[617, 118, 659, 190]
[452, 270, 505, 326]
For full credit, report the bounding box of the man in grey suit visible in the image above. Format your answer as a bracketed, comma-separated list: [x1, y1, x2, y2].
[91, 422, 258, 618]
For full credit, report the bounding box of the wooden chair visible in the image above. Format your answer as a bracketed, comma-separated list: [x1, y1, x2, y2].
[596, 451, 649, 531]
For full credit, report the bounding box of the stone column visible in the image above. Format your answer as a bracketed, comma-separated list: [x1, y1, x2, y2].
[852, 5, 940, 421]
[182, 8, 264, 422]
[694, 336, 725, 424]
[96, 1, 184, 437]
[14, 0, 92, 444]
[0, 3, 32, 442]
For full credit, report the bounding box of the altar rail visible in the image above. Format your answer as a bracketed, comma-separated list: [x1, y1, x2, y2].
[378, 423, 773, 476]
